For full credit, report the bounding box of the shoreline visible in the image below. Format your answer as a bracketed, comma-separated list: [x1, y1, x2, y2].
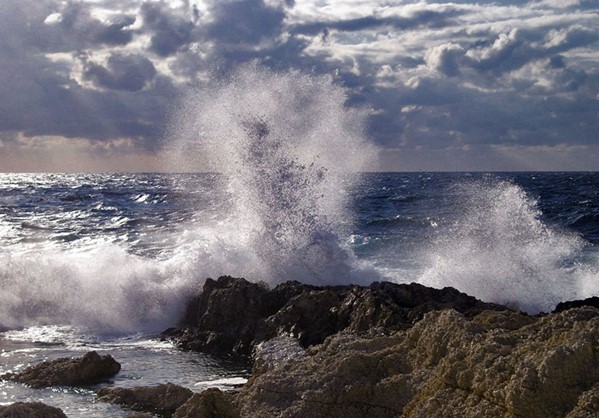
[2, 276, 599, 417]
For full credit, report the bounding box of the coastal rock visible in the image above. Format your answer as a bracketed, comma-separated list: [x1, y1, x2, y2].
[167, 276, 506, 356]
[0, 402, 67, 418]
[235, 307, 599, 418]
[554, 296, 599, 312]
[96, 383, 193, 416]
[172, 388, 240, 418]
[252, 336, 308, 375]
[1, 351, 120, 388]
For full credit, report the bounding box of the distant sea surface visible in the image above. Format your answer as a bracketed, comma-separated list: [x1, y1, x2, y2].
[1, 172, 598, 416]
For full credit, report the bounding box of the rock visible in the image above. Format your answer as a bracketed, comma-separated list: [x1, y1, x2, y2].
[1, 351, 120, 388]
[0, 402, 67, 418]
[566, 385, 599, 418]
[172, 388, 240, 418]
[554, 296, 599, 313]
[252, 336, 308, 375]
[234, 307, 599, 418]
[166, 276, 507, 357]
[168, 276, 272, 356]
[97, 383, 193, 416]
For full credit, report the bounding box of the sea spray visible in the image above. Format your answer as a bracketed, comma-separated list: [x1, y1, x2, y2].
[0, 243, 193, 332]
[170, 64, 378, 285]
[418, 180, 587, 313]
[0, 66, 378, 332]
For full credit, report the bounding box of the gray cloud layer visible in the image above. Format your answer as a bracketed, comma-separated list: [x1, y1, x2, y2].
[0, 0, 598, 171]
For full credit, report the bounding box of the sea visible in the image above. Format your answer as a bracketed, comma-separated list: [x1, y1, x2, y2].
[1, 171, 598, 416]
[1, 67, 598, 416]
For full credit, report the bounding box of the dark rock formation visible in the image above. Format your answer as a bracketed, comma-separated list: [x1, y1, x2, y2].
[96, 383, 193, 417]
[1, 351, 120, 388]
[166, 276, 507, 357]
[554, 296, 599, 312]
[235, 307, 599, 418]
[0, 402, 67, 418]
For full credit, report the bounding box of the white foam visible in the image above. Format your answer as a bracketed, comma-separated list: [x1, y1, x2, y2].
[417, 180, 595, 313]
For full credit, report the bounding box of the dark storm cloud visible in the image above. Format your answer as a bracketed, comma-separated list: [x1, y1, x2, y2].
[58, 2, 136, 46]
[204, 0, 286, 45]
[140, 2, 195, 57]
[0, 1, 171, 151]
[293, 8, 463, 36]
[83, 53, 157, 92]
[30, 1, 137, 52]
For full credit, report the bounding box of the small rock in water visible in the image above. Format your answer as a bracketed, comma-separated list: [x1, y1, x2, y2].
[1, 351, 120, 388]
[96, 383, 193, 416]
[0, 401, 67, 418]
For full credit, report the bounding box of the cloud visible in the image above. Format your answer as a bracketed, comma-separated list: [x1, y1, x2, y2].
[83, 53, 157, 91]
[140, 1, 196, 56]
[203, 0, 286, 44]
[0, 0, 598, 171]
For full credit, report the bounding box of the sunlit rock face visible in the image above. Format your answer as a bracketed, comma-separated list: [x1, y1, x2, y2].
[236, 307, 599, 418]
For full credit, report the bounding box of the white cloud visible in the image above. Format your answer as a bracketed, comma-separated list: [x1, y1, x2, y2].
[0, 0, 598, 171]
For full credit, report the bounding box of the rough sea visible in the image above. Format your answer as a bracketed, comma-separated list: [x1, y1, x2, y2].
[1, 66, 598, 416]
[1, 171, 598, 416]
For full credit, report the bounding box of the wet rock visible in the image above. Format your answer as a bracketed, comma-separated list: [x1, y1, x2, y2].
[0, 402, 67, 418]
[235, 307, 599, 418]
[167, 276, 506, 357]
[554, 296, 599, 313]
[167, 276, 271, 356]
[172, 388, 240, 418]
[97, 382, 193, 417]
[1, 351, 120, 388]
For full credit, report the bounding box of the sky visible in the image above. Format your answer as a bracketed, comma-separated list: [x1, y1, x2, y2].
[0, 0, 597, 172]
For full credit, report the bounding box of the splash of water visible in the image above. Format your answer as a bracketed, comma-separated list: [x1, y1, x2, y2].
[0, 66, 378, 332]
[0, 243, 195, 333]
[170, 64, 378, 285]
[418, 180, 593, 313]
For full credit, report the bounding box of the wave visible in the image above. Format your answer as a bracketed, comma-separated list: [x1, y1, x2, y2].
[0, 65, 379, 332]
[169, 63, 379, 286]
[417, 180, 599, 313]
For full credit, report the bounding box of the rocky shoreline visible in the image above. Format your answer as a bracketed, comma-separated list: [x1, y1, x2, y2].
[2, 276, 599, 417]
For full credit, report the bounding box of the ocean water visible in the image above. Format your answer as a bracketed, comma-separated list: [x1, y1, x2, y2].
[1, 172, 598, 416]
[1, 65, 598, 415]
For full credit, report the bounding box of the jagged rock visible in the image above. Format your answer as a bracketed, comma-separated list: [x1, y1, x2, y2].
[566, 384, 599, 418]
[96, 383, 193, 416]
[234, 307, 599, 418]
[0, 402, 67, 418]
[172, 388, 240, 418]
[554, 296, 599, 312]
[1, 351, 120, 388]
[166, 276, 506, 357]
[252, 336, 308, 375]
